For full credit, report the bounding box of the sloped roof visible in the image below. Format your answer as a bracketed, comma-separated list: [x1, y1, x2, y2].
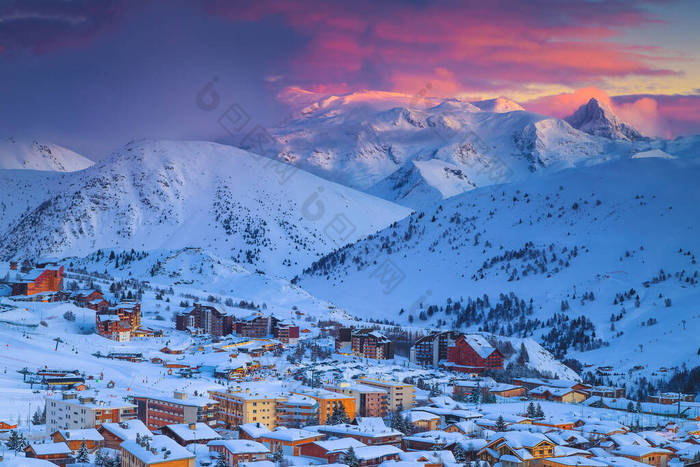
[121, 435, 194, 463]
[208, 439, 269, 454]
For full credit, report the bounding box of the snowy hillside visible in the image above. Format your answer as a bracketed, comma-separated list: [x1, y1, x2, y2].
[0, 140, 410, 275]
[0, 137, 93, 171]
[297, 157, 700, 372]
[268, 91, 677, 207]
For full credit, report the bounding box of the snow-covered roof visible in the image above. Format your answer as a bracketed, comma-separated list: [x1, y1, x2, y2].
[592, 455, 650, 467]
[208, 439, 269, 454]
[132, 392, 216, 407]
[99, 419, 152, 441]
[543, 455, 607, 466]
[610, 433, 651, 447]
[239, 422, 271, 439]
[29, 442, 72, 455]
[281, 393, 317, 406]
[329, 383, 388, 394]
[378, 461, 423, 467]
[313, 437, 366, 452]
[239, 461, 276, 467]
[165, 422, 221, 441]
[315, 420, 402, 438]
[463, 334, 497, 359]
[46, 390, 136, 410]
[403, 430, 466, 445]
[613, 445, 672, 457]
[399, 450, 456, 464]
[1, 455, 57, 466]
[404, 410, 440, 422]
[530, 385, 582, 397]
[491, 431, 552, 449]
[120, 435, 195, 463]
[349, 445, 403, 460]
[57, 428, 104, 441]
[260, 427, 320, 442]
[357, 417, 393, 433]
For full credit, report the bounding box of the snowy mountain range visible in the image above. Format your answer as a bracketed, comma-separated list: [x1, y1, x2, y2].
[0, 140, 409, 275]
[267, 91, 694, 208]
[1, 91, 699, 372]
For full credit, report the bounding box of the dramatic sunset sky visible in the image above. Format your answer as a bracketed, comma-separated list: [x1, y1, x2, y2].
[1, 0, 699, 156]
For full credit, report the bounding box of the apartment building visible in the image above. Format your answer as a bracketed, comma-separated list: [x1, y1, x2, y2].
[131, 391, 218, 431]
[327, 383, 389, 418]
[276, 394, 319, 428]
[46, 391, 137, 433]
[208, 388, 286, 429]
[359, 379, 415, 411]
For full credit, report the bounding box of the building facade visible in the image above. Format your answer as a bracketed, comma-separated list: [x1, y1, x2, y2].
[208, 389, 285, 429]
[327, 383, 389, 418]
[410, 331, 462, 367]
[132, 392, 217, 431]
[445, 335, 504, 372]
[352, 329, 394, 360]
[359, 379, 416, 411]
[46, 391, 137, 433]
[175, 303, 234, 336]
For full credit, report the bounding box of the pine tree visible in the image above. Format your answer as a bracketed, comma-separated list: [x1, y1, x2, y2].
[526, 402, 536, 418]
[517, 343, 529, 366]
[329, 402, 349, 425]
[402, 415, 414, 435]
[495, 415, 507, 431]
[343, 447, 360, 467]
[453, 444, 467, 463]
[94, 448, 107, 466]
[6, 430, 27, 452]
[76, 441, 90, 463]
[215, 451, 228, 467]
[272, 447, 284, 466]
[31, 407, 44, 425]
[470, 387, 480, 405]
[535, 403, 544, 418]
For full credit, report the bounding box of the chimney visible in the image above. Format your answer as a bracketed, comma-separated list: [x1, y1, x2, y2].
[188, 423, 197, 430]
[9, 261, 17, 271]
[173, 391, 187, 400]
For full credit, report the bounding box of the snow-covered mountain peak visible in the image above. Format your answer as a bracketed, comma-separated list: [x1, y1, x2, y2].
[565, 98, 643, 141]
[471, 97, 525, 113]
[0, 137, 93, 172]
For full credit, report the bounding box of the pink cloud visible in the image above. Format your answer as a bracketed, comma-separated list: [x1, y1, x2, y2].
[205, 0, 679, 96]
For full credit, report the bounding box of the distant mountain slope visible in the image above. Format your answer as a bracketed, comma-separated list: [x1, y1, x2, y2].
[0, 138, 93, 171]
[268, 91, 671, 208]
[0, 140, 410, 275]
[297, 157, 700, 371]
